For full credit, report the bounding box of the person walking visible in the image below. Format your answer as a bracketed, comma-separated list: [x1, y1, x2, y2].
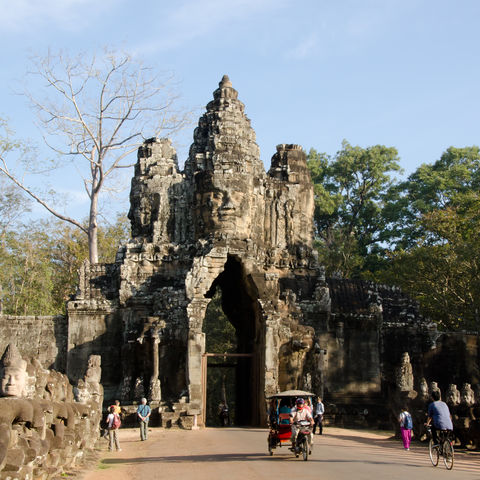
[313, 398, 324, 435]
[137, 397, 151, 441]
[398, 407, 413, 450]
[106, 405, 121, 451]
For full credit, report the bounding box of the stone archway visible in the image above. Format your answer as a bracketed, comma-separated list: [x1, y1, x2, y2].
[200, 255, 264, 425]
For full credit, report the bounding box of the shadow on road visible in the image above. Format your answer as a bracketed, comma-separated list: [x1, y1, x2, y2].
[100, 451, 422, 468]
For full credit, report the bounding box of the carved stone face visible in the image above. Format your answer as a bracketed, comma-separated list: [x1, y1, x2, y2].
[419, 378, 429, 399]
[461, 383, 475, 405]
[197, 186, 248, 236]
[401, 352, 410, 364]
[446, 384, 460, 406]
[0, 366, 26, 397]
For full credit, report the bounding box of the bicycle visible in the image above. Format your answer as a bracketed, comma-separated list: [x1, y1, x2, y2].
[425, 425, 454, 470]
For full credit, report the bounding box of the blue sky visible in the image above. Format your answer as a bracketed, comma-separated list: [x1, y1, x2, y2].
[1, 0, 479, 220]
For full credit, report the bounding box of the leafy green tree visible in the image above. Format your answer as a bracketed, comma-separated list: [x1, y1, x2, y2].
[203, 288, 236, 354]
[49, 213, 130, 309]
[383, 146, 480, 249]
[0, 223, 56, 315]
[307, 141, 402, 278]
[377, 146, 480, 330]
[0, 214, 130, 315]
[379, 200, 480, 330]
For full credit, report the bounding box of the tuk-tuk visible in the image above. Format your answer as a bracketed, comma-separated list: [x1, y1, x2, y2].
[266, 389, 315, 457]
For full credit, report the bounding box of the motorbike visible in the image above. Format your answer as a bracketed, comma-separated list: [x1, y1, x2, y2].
[292, 420, 312, 461]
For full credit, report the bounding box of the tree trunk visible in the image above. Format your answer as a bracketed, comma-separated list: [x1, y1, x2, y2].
[88, 192, 99, 264]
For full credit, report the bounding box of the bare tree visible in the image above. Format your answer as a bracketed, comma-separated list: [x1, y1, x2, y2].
[0, 49, 189, 263]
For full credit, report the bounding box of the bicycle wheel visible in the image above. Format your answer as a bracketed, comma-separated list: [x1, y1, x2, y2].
[442, 440, 454, 470]
[302, 438, 309, 461]
[429, 439, 439, 466]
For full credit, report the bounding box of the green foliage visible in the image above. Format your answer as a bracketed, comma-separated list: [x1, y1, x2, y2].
[203, 289, 236, 353]
[0, 214, 130, 315]
[308, 140, 480, 331]
[202, 289, 237, 425]
[379, 200, 480, 331]
[378, 146, 480, 330]
[0, 223, 56, 315]
[307, 141, 402, 278]
[383, 146, 480, 249]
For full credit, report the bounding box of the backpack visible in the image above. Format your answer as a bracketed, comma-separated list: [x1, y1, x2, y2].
[112, 413, 121, 429]
[403, 412, 413, 430]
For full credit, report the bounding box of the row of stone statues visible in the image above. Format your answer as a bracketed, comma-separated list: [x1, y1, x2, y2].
[0, 344, 103, 479]
[393, 352, 480, 449]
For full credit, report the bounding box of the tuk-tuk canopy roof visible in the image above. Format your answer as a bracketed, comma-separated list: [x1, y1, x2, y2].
[266, 389, 315, 399]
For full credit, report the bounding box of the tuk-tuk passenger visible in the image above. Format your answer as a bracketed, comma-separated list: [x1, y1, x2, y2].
[279, 399, 291, 424]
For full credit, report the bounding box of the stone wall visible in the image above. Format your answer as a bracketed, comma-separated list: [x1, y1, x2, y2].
[0, 315, 67, 372]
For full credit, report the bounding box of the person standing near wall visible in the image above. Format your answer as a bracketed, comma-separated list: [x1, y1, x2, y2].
[313, 398, 324, 435]
[107, 405, 121, 451]
[137, 397, 151, 441]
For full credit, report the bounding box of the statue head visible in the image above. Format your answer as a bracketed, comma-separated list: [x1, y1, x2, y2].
[418, 377, 429, 400]
[461, 383, 475, 406]
[446, 384, 460, 406]
[429, 381, 440, 397]
[74, 379, 91, 404]
[0, 344, 27, 397]
[85, 355, 102, 384]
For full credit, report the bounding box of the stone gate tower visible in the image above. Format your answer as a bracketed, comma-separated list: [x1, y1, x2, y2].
[67, 76, 347, 425]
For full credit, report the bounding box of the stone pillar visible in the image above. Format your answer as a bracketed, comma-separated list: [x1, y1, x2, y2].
[187, 331, 205, 410]
[149, 337, 161, 403]
[264, 319, 279, 396]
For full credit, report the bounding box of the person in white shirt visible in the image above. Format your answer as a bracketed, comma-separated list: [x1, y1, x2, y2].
[313, 398, 325, 435]
[290, 398, 314, 452]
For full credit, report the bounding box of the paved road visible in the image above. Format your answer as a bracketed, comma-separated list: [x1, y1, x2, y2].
[83, 427, 480, 480]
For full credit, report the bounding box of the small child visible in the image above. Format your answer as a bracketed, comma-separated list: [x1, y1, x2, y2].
[399, 408, 413, 450]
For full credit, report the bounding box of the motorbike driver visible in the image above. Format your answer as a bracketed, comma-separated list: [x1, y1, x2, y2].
[290, 398, 314, 452]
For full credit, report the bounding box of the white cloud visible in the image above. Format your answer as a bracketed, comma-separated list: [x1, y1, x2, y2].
[0, 0, 120, 32]
[132, 0, 288, 55]
[285, 32, 319, 60]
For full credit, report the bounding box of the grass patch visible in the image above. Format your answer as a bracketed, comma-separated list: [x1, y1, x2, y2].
[97, 461, 111, 470]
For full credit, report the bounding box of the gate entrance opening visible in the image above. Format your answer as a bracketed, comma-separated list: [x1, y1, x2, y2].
[202, 256, 263, 426]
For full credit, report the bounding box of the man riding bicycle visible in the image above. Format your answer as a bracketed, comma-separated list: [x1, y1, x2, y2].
[426, 390, 453, 444]
[290, 398, 314, 452]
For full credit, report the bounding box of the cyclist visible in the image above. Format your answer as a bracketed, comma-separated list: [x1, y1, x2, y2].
[425, 390, 453, 445]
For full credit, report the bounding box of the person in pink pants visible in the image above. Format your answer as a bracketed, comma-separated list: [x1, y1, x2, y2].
[399, 408, 413, 450]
